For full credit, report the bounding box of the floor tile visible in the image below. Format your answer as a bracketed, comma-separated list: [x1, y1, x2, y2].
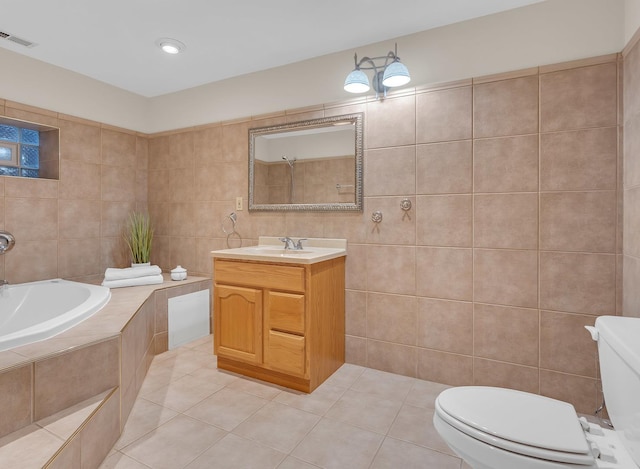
[225, 376, 284, 400]
[185, 433, 286, 469]
[323, 363, 366, 388]
[276, 456, 322, 468]
[114, 398, 178, 450]
[187, 366, 241, 386]
[371, 437, 461, 468]
[404, 379, 451, 410]
[0, 425, 63, 468]
[350, 368, 415, 401]
[324, 389, 403, 434]
[142, 374, 224, 412]
[184, 388, 268, 431]
[233, 401, 320, 453]
[274, 382, 347, 416]
[100, 451, 151, 468]
[388, 404, 455, 456]
[121, 414, 226, 469]
[291, 418, 384, 469]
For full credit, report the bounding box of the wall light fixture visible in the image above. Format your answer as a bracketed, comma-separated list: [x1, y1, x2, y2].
[344, 43, 410, 98]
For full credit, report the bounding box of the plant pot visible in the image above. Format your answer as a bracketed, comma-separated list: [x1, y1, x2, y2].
[131, 262, 151, 268]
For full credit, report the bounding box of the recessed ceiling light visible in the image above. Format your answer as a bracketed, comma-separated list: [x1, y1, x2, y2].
[156, 38, 186, 55]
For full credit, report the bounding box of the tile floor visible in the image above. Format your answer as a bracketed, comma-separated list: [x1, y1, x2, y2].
[100, 335, 469, 469]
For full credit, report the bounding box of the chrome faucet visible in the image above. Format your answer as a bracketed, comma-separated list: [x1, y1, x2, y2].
[279, 237, 307, 250]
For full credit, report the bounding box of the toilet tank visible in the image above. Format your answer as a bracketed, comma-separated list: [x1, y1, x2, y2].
[595, 315, 640, 466]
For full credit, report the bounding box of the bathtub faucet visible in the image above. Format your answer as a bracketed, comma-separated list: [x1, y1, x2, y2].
[0, 279, 8, 295]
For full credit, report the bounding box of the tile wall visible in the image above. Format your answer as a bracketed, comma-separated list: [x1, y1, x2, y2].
[146, 54, 621, 414]
[0, 100, 148, 284]
[0, 53, 623, 414]
[624, 31, 640, 318]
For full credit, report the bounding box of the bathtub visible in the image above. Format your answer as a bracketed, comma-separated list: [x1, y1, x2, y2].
[0, 279, 111, 352]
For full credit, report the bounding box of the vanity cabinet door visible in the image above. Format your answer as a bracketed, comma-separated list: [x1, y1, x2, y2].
[264, 291, 306, 377]
[214, 284, 263, 365]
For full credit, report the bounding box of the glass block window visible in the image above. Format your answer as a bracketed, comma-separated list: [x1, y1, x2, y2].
[0, 124, 39, 178]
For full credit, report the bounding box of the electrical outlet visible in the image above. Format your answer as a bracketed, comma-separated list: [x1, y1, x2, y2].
[236, 197, 243, 211]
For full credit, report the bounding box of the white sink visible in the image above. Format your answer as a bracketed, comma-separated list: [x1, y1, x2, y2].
[211, 237, 346, 264]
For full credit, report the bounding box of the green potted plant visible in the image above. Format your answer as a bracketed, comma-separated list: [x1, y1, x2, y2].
[124, 212, 153, 266]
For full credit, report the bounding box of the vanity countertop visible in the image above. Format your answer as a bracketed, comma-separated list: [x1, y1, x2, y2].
[211, 237, 346, 265]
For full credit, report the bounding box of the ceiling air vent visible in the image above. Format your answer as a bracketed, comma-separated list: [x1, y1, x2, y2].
[0, 31, 36, 48]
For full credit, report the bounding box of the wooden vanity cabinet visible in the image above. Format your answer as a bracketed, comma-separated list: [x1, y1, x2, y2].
[213, 257, 345, 392]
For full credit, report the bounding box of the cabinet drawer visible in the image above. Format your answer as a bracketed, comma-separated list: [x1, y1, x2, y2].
[215, 260, 305, 292]
[264, 330, 306, 377]
[266, 291, 304, 334]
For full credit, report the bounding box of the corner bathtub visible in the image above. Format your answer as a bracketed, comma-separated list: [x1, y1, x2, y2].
[0, 279, 111, 352]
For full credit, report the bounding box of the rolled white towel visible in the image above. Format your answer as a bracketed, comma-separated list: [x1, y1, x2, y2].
[104, 265, 161, 281]
[102, 274, 164, 289]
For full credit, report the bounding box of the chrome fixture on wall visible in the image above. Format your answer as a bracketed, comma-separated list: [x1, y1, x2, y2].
[0, 231, 15, 254]
[344, 43, 411, 99]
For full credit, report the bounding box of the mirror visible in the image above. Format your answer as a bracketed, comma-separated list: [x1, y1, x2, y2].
[249, 113, 363, 212]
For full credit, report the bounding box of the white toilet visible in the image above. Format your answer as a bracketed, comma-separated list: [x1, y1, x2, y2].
[434, 316, 640, 469]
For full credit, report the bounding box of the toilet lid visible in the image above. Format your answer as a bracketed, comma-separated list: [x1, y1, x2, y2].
[437, 386, 591, 456]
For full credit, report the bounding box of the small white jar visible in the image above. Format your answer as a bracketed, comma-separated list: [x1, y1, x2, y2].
[170, 265, 187, 281]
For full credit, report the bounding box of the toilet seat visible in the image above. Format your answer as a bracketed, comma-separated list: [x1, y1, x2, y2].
[435, 386, 595, 466]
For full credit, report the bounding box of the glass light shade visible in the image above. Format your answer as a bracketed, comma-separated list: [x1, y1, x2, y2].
[156, 38, 186, 55]
[382, 61, 411, 87]
[161, 43, 181, 54]
[344, 69, 370, 93]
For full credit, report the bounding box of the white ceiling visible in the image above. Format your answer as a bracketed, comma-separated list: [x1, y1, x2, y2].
[0, 0, 543, 98]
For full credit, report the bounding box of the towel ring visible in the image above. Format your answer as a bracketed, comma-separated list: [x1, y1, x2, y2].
[221, 212, 237, 235]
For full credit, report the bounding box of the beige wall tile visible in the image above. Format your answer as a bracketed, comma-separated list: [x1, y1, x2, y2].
[416, 298, 472, 355]
[193, 126, 223, 166]
[624, 113, 640, 189]
[346, 290, 366, 337]
[345, 244, 367, 291]
[417, 349, 473, 386]
[474, 193, 538, 249]
[541, 62, 617, 132]
[540, 370, 598, 415]
[58, 160, 101, 200]
[364, 147, 415, 196]
[136, 136, 149, 170]
[366, 340, 417, 377]
[170, 235, 197, 273]
[0, 364, 32, 438]
[79, 390, 121, 468]
[416, 247, 472, 301]
[624, 186, 640, 258]
[540, 191, 616, 253]
[34, 338, 119, 420]
[365, 197, 415, 245]
[473, 358, 539, 394]
[474, 249, 538, 308]
[102, 165, 136, 202]
[540, 252, 616, 315]
[366, 245, 415, 295]
[102, 129, 136, 167]
[474, 75, 538, 138]
[59, 199, 100, 239]
[416, 141, 472, 195]
[624, 39, 640, 123]
[416, 195, 472, 247]
[5, 198, 58, 241]
[623, 255, 640, 316]
[4, 177, 58, 198]
[58, 237, 101, 278]
[6, 240, 58, 283]
[102, 200, 136, 238]
[366, 95, 415, 148]
[416, 86, 472, 143]
[474, 303, 539, 366]
[366, 293, 417, 345]
[541, 127, 617, 191]
[474, 135, 538, 193]
[540, 311, 597, 377]
[345, 336, 367, 366]
[58, 119, 101, 163]
[170, 168, 195, 203]
[223, 120, 251, 163]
